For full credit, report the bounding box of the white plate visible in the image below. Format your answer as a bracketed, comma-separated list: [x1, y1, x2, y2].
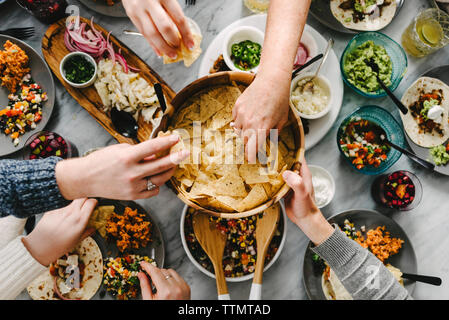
[198, 14, 344, 150]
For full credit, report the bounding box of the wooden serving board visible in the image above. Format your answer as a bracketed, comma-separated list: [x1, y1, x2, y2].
[42, 17, 176, 144]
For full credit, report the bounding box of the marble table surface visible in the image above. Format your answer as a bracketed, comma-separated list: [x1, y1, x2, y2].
[3, 0, 449, 300]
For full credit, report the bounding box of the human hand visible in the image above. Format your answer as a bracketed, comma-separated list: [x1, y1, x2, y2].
[122, 0, 194, 58]
[138, 261, 191, 300]
[22, 198, 97, 266]
[282, 161, 334, 245]
[232, 71, 290, 163]
[56, 135, 189, 200]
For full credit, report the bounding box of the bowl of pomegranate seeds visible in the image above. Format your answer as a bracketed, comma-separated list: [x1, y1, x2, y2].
[23, 131, 77, 160]
[371, 170, 423, 211]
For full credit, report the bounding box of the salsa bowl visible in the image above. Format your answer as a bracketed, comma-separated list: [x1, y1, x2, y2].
[180, 203, 287, 282]
[336, 105, 405, 175]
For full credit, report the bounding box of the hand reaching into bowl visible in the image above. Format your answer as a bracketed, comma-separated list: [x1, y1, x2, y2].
[122, 0, 195, 58]
[55, 135, 189, 201]
[22, 198, 97, 266]
[138, 261, 191, 300]
[231, 0, 311, 162]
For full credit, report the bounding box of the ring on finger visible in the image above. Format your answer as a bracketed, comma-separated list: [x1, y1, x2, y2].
[146, 177, 158, 191]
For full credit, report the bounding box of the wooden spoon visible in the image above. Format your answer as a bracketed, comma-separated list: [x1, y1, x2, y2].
[193, 212, 230, 300]
[249, 204, 281, 300]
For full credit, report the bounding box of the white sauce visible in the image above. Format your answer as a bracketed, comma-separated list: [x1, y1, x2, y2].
[311, 171, 333, 207]
[427, 105, 444, 124]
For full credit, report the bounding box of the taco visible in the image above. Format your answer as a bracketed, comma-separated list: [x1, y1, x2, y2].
[330, 0, 397, 31]
[27, 237, 103, 300]
[322, 264, 403, 300]
[400, 77, 449, 148]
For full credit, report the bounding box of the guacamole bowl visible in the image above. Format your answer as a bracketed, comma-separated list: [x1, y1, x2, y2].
[340, 32, 407, 98]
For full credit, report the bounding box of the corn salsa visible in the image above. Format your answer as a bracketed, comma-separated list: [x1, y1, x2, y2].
[184, 208, 283, 278]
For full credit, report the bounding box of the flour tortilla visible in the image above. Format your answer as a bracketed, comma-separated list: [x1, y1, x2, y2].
[322, 264, 404, 300]
[400, 77, 449, 148]
[330, 0, 397, 31]
[27, 237, 103, 300]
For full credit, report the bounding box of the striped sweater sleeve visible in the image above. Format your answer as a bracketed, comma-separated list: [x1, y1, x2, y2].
[312, 226, 412, 300]
[0, 157, 70, 218]
[0, 236, 47, 300]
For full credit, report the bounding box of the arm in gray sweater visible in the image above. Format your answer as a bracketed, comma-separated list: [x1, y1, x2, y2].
[312, 226, 412, 300]
[0, 157, 69, 218]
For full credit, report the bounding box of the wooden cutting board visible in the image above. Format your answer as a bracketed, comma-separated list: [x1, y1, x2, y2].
[42, 17, 176, 144]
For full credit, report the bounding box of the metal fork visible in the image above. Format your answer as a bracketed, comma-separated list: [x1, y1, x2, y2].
[185, 0, 196, 5]
[0, 27, 34, 39]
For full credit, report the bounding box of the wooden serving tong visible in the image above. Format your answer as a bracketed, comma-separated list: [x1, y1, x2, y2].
[249, 204, 280, 300]
[193, 213, 230, 300]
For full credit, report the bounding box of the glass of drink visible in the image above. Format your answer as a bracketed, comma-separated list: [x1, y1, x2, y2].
[371, 170, 423, 211]
[23, 131, 78, 160]
[243, 0, 269, 14]
[401, 8, 449, 58]
[16, 0, 68, 24]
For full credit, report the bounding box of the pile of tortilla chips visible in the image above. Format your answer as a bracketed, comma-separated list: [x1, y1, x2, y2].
[163, 84, 297, 213]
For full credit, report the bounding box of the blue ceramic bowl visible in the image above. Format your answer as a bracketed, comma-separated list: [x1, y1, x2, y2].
[337, 105, 405, 175]
[340, 32, 407, 98]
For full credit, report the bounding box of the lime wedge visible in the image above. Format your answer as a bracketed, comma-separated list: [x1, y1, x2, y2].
[421, 22, 442, 45]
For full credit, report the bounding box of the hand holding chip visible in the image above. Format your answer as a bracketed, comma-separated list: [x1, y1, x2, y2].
[283, 161, 334, 246]
[55, 135, 189, 201]
[122, 0, 195, 59]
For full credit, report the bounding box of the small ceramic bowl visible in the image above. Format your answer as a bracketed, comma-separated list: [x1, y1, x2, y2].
[340, 31, 407, 98]
[59, 51, 97, 88]
[308, 165, 336, 208]
[222, 26, 264, 73]
[180, 203, 287, 282]
[336, 105, 405, 175]
[289, 72, 333, 120]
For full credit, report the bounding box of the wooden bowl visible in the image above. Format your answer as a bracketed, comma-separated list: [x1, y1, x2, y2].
[162, 71, 305, 219]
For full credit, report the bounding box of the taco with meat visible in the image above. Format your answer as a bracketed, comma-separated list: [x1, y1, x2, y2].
[27, 237, 103, 300]
[400, 77, 449, 148]
[330, 0, 397, 31]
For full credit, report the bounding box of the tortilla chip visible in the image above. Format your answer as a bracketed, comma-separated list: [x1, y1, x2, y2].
[215, 195, 242, 211]
[163, 34, 202, 67]
[207, 85, 241, 110]
[236, 184, 268, 212]
[198, 93, 225, 122]
[214, 173, 247, 197]
[239, 163, 271, 184]
[88, 206, 115, 238]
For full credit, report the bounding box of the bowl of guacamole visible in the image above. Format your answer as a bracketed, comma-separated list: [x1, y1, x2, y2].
[340, 32, 407, 98]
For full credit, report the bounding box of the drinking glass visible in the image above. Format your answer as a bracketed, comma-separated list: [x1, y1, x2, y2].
[401, 8, 449, 57]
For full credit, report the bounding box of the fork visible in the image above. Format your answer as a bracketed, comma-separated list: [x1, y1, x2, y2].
[0, 27, 34, 39]
[185, 0, 196, 5]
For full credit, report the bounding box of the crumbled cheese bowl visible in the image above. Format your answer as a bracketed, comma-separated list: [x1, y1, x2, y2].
[308, 165, 336, 208]
[289, 72, 333, 120]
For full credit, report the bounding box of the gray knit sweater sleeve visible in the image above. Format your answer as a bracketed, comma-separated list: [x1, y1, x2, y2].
[312, 226, 412, 300]
[0, 157, 70, 218]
